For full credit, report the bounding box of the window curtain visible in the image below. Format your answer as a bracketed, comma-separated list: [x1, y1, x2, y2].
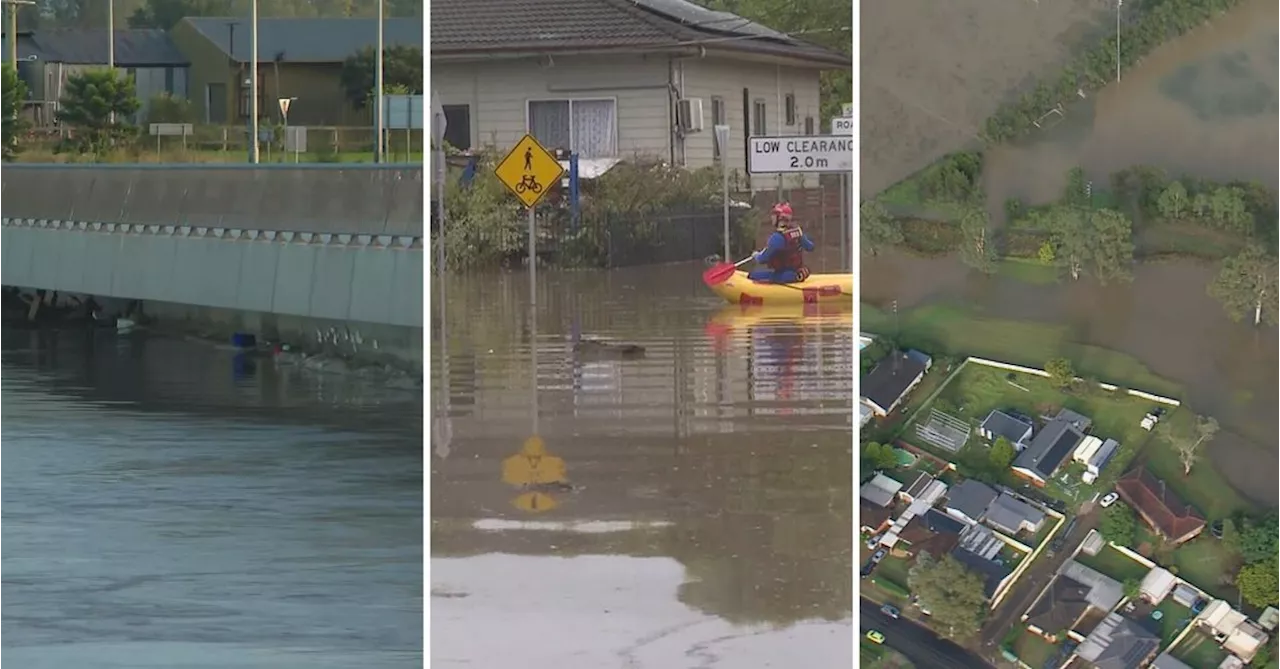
[571, 100, 616, 158]
[529, 100, 571, 153]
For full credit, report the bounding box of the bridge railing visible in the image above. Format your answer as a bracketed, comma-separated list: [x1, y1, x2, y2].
[0, 164, 423, 237]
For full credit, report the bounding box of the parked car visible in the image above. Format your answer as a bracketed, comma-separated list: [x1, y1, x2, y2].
[866, 534, 883, 550]
[880, 604, 900, 619]
[871, 548, 887, 563]
[1100, 492, 1119, 508]
[866, 630, 885, 644]
[860, 560, 877, 579]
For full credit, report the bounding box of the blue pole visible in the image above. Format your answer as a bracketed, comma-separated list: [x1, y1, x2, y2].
[569, 153, 580, 230]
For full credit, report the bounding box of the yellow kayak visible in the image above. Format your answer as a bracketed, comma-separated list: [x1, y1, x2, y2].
[704, 270, 853, 306]
[707, 303, 852, 329]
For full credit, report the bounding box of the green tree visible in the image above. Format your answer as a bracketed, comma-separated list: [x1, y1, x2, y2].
[56, 69, 140, 153]
[1237, 512, 1279, 565]
[1044, 357, 1075, 389]
[1236, 558, 1279, 608]
[1156, 415, 1219, 476]
[958, 207, 997, 274]
[908, 553, 988, 640]
[1122, 577, 1141, 600]
[127, 0, 234, 29]
[1037, 241, 1055, 265]
[1206, 187, 1252, 235]
[2, 64, 28, 160]
[860, 200, 903, 257]
[1087, 208, 1136, 285]
[339, 45, 424, 110]
[862, 441, 898, 471]
[989, 437, 1015, 471]
[1156, 181, 1190, 221]
[1208, 245, 1278, 327]
[1100, 502, 1137, 546]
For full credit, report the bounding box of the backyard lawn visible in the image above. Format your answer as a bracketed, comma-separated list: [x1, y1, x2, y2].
[1142, 410, 1251, 520]
[1153, 599, 1195, 645]
[876, 555, 914, 590]
[1076, 546, 1150, 583]
[859, 303, 1181, 398]
[1171, 537, 1242, 602]
[1173, 631, 1231, 669]
[1012, 627, 1059, 669]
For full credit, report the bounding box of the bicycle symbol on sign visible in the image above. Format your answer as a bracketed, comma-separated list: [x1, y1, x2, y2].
[514, 174, 543, 194]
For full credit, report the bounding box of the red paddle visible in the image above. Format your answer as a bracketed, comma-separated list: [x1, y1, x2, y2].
[702, 253, 758, 286]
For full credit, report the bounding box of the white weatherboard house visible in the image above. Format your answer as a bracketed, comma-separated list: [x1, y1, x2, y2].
[431, 0, 848, 191]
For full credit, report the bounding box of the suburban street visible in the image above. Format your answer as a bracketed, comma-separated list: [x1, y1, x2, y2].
[979, 505, 1101, 647]
[860, 598, 994, 669]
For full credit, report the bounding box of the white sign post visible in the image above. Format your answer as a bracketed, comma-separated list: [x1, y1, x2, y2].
[714, 124, 730, 262]
[431, 91, 447, 276]
[747, 135, 853, 174]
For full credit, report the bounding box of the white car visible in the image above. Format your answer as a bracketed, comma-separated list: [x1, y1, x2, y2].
[1100, 492, 1119, 508]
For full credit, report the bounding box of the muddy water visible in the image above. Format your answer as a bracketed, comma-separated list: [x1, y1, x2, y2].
[429, 266, 854, 668]
[983, 0, 1279, 205]
[2, 330, 422, 667]
[862, 252, 1279, 506]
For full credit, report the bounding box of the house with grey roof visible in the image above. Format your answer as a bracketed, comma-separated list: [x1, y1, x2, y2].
[978, 409, 1033, 449]
[431, 0, 847, 190]
[859, 473, 903, 508]
[984, 493, 1046, 536]
[944, 479, 998, 525]
[1024, 560, 1123, 640]
[1012, 408, 1088, 486]
[1076, 612, 1161, 669]
[172, 17, 423, 125]
[6, 28, 188, 125]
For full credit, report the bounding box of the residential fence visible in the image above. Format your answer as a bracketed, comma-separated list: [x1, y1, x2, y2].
[21, 123, 422, 159]
[964, 356, 1181, 407]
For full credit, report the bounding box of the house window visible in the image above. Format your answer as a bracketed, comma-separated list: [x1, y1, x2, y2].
[804, 116, 814, 135]
[784, 93, 796, 125]
[527, 98, 617, 158]
[710, 96, 726, 159]
[441, 104, 471, 150]
[752, 99, 766, 136]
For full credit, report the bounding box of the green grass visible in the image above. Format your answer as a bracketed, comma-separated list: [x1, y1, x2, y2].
[877, 555, 914, 590]
[1142, 409, 1251, 521]
[1136, 223, 1247, 260]
[1155, 599, 1195, 646]
[1174, 631, 1231, 669]
[1171, 537, 1242, 602]
[996, 257, 1060, 285]
[1012, 627, 1059, 668]
[1075, 546, 1150, 583]
[931, 365, 1161, 494]
[860, 302, 1182, 399]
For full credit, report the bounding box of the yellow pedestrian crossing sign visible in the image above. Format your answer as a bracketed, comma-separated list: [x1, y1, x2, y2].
[494, 134, 564, 208]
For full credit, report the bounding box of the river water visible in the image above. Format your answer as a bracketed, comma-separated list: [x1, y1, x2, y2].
[863, 0, 1280, 507]
[1, 329, 423, 668]
[429, 266, 855, 668]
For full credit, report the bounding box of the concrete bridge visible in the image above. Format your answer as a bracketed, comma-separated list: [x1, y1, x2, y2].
[1, 164, 424, 362]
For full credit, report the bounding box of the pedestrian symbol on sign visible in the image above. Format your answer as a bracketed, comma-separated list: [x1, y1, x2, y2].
[494, 134, 565, 208]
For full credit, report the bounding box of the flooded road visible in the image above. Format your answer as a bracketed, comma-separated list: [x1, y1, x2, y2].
[429, 266, 854, 668]
[862, 253, 1279, 506]
[1, 330, 422, 668]
[984, 0, 1278, 204]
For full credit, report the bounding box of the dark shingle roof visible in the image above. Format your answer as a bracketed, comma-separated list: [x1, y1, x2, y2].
[946, 480, 998, 521]
[184, 17, 423, 62]
[951, 547, 1011, 599]
[1013, 418, 1083, 480]
[22, 29, 187, 65]
[980, 410, 1033, 443]
[861, 351, 928, 414]
[430, 0, 847, 67]
[1027, 574, 1091, 636]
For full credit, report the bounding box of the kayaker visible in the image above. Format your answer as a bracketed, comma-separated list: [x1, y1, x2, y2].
[747, 202, 814, 283]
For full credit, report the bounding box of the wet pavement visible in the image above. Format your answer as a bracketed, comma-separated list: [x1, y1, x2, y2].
[1, 329, 423, 668]
[429, 265, 855, 668]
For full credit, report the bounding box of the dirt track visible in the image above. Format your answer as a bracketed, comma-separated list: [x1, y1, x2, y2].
[859, 0, 1111, 195]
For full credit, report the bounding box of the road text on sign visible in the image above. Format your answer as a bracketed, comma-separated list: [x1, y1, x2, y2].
[495, 134, 565, 208]
[830, 117, 853, 135]
[747, 135, 852, 174]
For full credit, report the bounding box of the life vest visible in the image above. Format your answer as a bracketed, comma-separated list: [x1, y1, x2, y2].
[768, 227, 806, 271]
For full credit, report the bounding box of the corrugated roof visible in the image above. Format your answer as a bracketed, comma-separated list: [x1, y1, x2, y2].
[430, 0, 847, 67]
[183, 17, 423, 63]
[21, 29, 187, 65]
[946, 480, 998, 522]
[985, 493, 1046, 534]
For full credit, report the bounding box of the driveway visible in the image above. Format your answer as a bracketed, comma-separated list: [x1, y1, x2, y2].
[979, 506, 1101, 647]
[860, 598, 994, 669]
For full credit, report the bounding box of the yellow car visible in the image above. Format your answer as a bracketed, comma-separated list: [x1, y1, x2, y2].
[865, 630, 885, 644]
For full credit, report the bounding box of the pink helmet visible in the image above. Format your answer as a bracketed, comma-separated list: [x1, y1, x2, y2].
[771, 202, 793, 220]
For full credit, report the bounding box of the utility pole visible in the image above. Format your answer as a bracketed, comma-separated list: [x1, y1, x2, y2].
[107, 0, 114, 69]
[249, 0, 259, 163]
[4, 0, 35, 70]
[374, 0, 384, 163]
[1116, 0, 1123, 82]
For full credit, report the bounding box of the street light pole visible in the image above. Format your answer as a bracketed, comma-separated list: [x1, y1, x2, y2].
[249, 0, 259, 163]
[107, 0, 113, 68]
[4, 0, 36, 70]
[374, 0, 384, 163]
[1116, 0, 1122, 82]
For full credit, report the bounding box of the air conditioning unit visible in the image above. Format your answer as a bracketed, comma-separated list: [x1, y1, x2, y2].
[676, 98, 704, 133]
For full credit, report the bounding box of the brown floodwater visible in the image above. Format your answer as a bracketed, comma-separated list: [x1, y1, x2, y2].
[862, 252, 1278, 507]
[428, 265, 854, 667]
